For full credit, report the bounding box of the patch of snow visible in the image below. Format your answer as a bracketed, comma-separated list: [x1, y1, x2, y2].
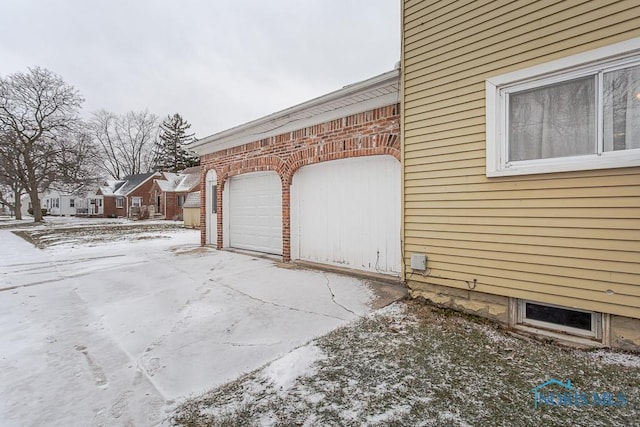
[366, 404, 412, 425]
[262, 344, 326, 393]
[372, 301, 406, 317]
[478, 325, 518, 345]
[439, 410, 472, 427]
[588, 350, 640, 368]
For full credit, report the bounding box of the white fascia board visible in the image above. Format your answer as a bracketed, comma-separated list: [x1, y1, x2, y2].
[191, 69, 400, 155]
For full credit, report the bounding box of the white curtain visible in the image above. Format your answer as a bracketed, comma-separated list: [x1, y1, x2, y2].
[508, 76, 595, 161]
[604, 64, 640, 152]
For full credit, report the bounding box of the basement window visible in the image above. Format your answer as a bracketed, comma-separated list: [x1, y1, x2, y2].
[517, 300, 601, 339]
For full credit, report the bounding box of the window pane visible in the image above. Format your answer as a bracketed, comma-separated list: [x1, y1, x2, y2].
[525, 302, 592, 331]
[509, 76, 596, 161]
[604, 64, 640, 152]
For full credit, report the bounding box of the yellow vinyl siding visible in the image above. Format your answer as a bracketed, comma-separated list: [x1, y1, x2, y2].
[402, 0, 640, 318]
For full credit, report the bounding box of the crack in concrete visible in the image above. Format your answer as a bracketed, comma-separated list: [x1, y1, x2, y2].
[0, 259, 148, 292]
[218, 341, 282, 347]
[322, 272, 358, 317]
[4, 254, 125, 269]
[220, 284, 348, 321]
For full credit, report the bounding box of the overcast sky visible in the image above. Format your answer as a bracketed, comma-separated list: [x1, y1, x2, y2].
[1, 0, 400, 139]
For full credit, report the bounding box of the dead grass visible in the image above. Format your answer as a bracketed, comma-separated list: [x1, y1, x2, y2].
[13, 222, 184, 248]
[170, 301, 640, 426]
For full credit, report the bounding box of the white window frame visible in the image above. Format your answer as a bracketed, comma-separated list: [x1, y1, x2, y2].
[131, 197, 142, 208]
[486, 37, 640, 177]
[517, 300, 601, 340]
[116, 197, 124, 208]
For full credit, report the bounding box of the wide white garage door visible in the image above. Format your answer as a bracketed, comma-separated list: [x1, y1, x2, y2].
[290, 155, 401, 275]
[228, 172, 282, 255]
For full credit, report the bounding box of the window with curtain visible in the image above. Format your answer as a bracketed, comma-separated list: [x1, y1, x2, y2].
[507, 64, 640, 163]
[508, 77, 596, 161]
[486, 42, 640, 177]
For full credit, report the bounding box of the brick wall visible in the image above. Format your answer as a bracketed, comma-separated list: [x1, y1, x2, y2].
[165, 193, 178, 220]
[103, 196, 117, 218]
[199, 103, 400, 261]
[129, 179, 157, 219]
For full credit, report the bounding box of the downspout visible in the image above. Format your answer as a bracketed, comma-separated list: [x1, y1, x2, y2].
[399, 0, 407, 285]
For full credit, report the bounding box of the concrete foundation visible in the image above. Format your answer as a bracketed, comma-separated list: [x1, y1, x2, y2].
[410, 282, 640, 352]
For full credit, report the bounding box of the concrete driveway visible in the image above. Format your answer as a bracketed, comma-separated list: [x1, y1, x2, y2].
[0, 222, 396, 426]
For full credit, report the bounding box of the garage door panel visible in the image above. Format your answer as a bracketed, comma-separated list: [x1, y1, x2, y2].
[291, 156, 401, 274]
[229, 172, 282, 255]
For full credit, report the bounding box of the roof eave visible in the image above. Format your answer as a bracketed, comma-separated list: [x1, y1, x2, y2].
[190, 69, 400, 155]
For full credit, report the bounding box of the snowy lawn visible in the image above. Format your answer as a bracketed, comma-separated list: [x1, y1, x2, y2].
[172, 301, 640, 427]
[0, 218, 377, 426]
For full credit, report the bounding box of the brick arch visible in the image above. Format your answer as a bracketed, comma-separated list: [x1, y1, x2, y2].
[218, 155, 287, 188]
[282, 132, 400, 185]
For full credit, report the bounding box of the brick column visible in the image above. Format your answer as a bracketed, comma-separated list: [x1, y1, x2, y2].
[217, 180, 224, 250]
[281, 180, 291, 262]
[199, 169, 206, 246]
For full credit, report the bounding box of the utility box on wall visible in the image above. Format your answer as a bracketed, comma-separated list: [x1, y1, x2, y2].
[410, 253, 427, 271]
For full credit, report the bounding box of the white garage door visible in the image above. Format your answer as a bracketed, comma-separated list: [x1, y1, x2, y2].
[228, 172, 282, 255]
[290, 155, 401, 275]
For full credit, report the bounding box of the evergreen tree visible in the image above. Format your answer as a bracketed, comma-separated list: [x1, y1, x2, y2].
[154, 113, 199, 172]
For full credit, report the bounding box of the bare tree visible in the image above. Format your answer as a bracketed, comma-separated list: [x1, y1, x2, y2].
[0, 131, 24, 218]
[51, 130, 101, 194]
[89, 109, 158, 179]
[0, 67, 85, 222]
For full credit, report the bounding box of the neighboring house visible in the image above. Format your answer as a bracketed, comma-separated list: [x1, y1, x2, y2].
[96, 180, 124, 217]
[182, 191, 201, 228]
[401, 1, 640, 350]
[81, 189, 105, 217]
[149, 167, 200, 220]
[0, 192, 26, 217]
[40, 189, 86, 216]
[190, 69, 401, 275]
[96, 172, 161, 219]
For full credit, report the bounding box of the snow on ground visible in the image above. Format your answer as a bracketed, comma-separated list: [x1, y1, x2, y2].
[588, 349, 640, 368]
[0, 218, 375, 426]
[262, 344, 326, 394]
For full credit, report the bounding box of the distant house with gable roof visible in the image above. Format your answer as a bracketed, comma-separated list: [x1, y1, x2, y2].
[149, 167, 201, 220]
[91, 168, 200, 220]
[96, 172, 161, 219]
